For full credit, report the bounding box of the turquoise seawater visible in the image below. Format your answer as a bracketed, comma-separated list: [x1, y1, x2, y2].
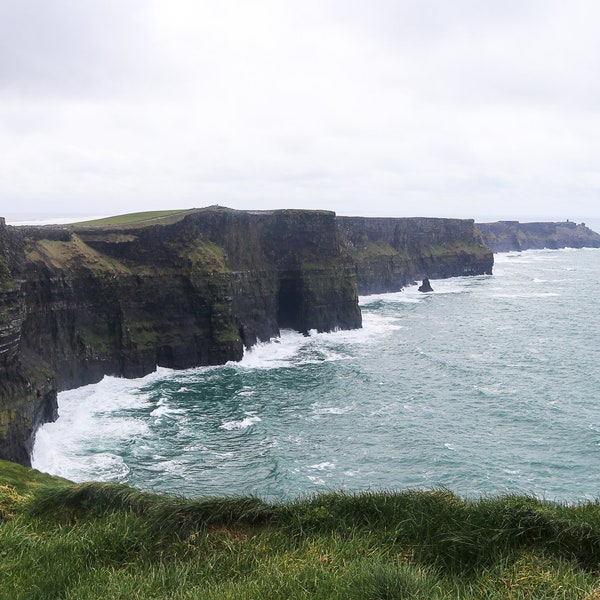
[33, 248, 600, 502]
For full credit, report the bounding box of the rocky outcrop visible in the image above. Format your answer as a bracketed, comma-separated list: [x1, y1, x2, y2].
[476, 221, 600, 252]
[418, 277, 433, 293]
[0, 207, 495, 466]
[337, 217, 493, 294]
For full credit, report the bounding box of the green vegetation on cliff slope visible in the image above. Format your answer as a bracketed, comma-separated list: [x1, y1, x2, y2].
[25, 235, 132, 273]
[73, 209, 194, 227]
[2, 460, 600, 599]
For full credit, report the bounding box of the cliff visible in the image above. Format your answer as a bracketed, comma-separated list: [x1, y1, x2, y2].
[337, 217, 493, 294]
[476, 221, 600, 252]
[0, 208, 494, 466]
[0, 208, 361, 465]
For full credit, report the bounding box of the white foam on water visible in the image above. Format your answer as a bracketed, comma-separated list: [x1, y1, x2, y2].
[32, 374, 157, 480]
[72, 454, 130, 481]
[213, 451, 235, 459]
[306, 475, 326, 485]
[235, 311, 403, 372]
[475, 386, 503, 397]
[184, 445, 209, 453]
[312, 403, 353, 417]
[360, 291, 422, 305]
[237, 330, 307, 370]
[220, 413, 262, 430]
[503, 469, 521, 475]
[493, 292, 560, 298]
[237, 390, 256, 397]
[360, 277, 478, 306]
[146, 459, 189, 480]
[308, 461, 336, 471]
[323, 314, 404, 349]
[424, 279, 470, 295]
[150, 397, 186, 419]
[314, 407, 351, 415]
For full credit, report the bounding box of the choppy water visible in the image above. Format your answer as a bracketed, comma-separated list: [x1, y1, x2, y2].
[33, 248, 600, 502]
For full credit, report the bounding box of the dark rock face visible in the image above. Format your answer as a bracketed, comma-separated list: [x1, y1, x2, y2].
[0, 208, 362, 465]
[476, 221, 600, 253]
[337, 216, 493, 295]
[0, 207, 495, 466]
[418, 277, 433, 293]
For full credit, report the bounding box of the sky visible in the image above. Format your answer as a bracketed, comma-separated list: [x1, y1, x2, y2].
[1, 0, 600, 222]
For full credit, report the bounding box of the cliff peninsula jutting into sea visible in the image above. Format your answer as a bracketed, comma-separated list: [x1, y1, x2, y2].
[2, 207, 600, 468]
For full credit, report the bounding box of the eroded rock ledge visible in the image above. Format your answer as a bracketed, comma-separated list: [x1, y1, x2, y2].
[0, 208, 493, 465]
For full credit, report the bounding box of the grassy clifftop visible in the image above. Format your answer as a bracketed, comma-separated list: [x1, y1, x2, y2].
[2, 460, 600, 599]
[72, 209, 195, 227]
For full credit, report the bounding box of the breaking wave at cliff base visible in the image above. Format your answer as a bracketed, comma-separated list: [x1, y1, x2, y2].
[33, 248, 600, 502]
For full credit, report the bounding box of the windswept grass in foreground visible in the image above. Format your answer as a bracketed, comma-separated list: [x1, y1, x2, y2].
[2, 461, 600, 599]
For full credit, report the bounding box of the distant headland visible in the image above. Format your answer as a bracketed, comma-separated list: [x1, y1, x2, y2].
[476, 220, 600, 252]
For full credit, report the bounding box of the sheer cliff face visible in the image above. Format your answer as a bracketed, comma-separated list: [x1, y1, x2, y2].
[476, 221, 600, 253]
[0, 209, 361, 464]
[0, 208, 494, 466]
[337, 217, 494, 294]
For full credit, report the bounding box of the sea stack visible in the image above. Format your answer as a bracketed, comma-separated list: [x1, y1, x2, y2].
[418, 277, 433, 293]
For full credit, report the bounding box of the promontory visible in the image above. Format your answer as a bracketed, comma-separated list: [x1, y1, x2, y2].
[477, 220, 600, 252]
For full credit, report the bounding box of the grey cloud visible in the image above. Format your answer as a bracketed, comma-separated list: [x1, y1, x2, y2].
[0, 0, 151, 96]
[1, 0, 599, 221]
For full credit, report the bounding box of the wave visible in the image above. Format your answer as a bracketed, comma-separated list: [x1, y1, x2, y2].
[236, 311, 401, 372]
[220, 414, 262, 431]
[31, 375, 155, 480]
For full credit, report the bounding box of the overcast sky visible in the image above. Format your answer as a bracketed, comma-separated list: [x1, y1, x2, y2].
[1, 0, 599, 222]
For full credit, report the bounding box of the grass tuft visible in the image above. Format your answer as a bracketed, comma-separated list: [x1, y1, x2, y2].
[3, 466, 600, 599]
[27, 481, 274, 540]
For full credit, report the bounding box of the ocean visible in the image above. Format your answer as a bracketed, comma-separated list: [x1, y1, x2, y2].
[32, 247, 600, 502]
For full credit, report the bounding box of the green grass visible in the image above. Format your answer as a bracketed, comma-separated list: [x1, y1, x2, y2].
[72, 209, 194, 227]
[0, 460, 71, 494]
[2, 460, 600, 599]
[24, 234, 133, 274]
